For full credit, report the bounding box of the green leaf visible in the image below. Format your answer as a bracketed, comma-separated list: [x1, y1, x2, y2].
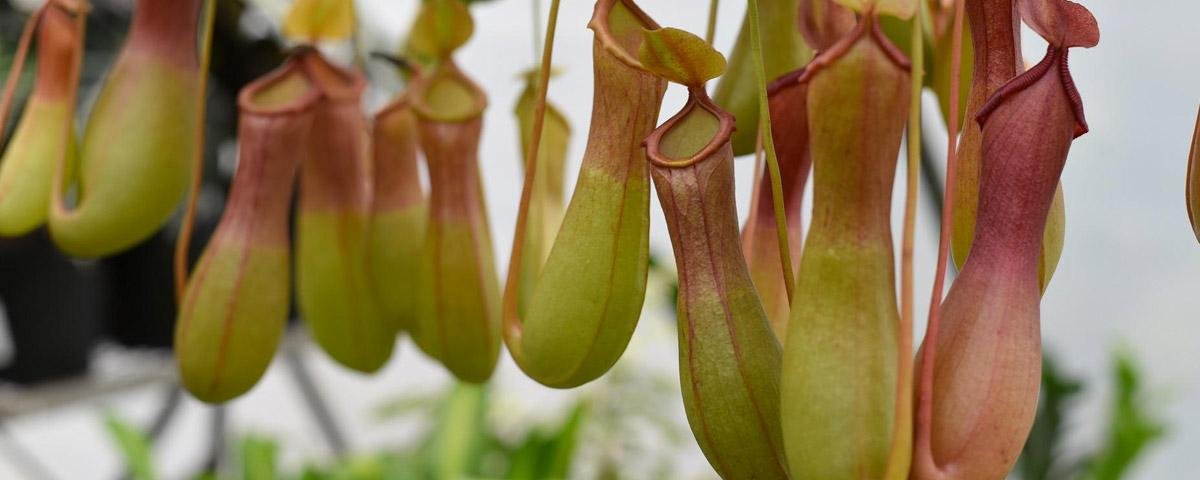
[377, 454, 424, 480]
[504, 432, 549, 480]
[374, 392, 444, 420]
[1017, 353, 1086, 480]
[331, 456, 386, 480]
[298, 464, 332, 480]
[103, 413, 159, 480]
[545, 403, 588, 478]
[638, 28, 726, 87]
[1085, 352, 1167, 480]
[500, 403, 587, 479]
[430, 384, 490, 479]
[408, 0, 474, 61]
[240, 435, 280, 480]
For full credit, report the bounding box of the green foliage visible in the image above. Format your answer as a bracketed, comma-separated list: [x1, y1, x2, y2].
[241, 436, 280, 480]
[103, 413, 159, 480]
[1017, 351, 1167, 480]
[102, 383, 593, 480]
[1018, 353, 1086, 480]
[502, 404, 587, 480]
[1085, 352, 1168, 480]
[384, 383, 589, 479]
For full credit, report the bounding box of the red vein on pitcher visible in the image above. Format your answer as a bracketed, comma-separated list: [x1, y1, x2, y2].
[410, 61, 501, 383]
[294, 51, 395, 373]
[176, 59, 320, 403]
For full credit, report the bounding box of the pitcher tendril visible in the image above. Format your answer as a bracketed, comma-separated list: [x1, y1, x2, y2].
[747, 0, 795, 301]
[502, 0, 561, 334]
[886, 3, 925, 478]
[174, 0, 217, 302]
[914, 0, 964, 476]
[705, 0, 719, 45]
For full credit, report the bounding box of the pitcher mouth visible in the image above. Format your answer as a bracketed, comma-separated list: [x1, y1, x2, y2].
[587, 0, 661, 72]
[408, 61, 488, 123]
[644, 88, 736, 169]
[237, 56, 321, 117]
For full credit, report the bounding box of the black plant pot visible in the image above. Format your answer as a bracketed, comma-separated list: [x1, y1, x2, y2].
[102, 229, 183, 349]
[102, 211, 219, 349]
[0, 229, 105, 384]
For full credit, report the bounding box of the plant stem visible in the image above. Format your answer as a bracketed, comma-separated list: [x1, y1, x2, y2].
[915, 0, 965, 475]
[886, 5, 925, 479]
[173, 0, 217, 302]
[0, 6, 42, 137]
[746, 0, 795, 301]
[501, 0, 562, 344]
[705, 0, 719, 45]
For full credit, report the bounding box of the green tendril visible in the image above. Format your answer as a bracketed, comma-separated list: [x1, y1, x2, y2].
[747, 0, 795, 301]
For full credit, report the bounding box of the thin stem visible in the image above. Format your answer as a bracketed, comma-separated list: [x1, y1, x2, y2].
[753, 121, 765, 188]
[173, 0, 217, 302]
[0, 6, 42, 137]
[747, 0, 795, 301]
[501, 0, 562, 353]
[915, 0, 965, 476]
[532, 0, 543, 61]
[705, 0, 719, 45]
[886, 5, 924, 479]
[49, 2, 86, 222]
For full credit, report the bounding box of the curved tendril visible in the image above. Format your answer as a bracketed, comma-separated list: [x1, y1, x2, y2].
[50, 1, 88, 230]
[501, 0, 562, 360]
[0, 4, 46, 137]
[174, 0, 218, 302]
[915, 0, 964, 477]
[747, 0, 795, 301]
[1188, 106, 1200, 242]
